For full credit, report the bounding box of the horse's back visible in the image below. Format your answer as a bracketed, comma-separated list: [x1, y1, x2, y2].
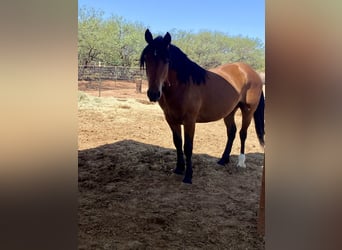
[210, 63, 246, 90]
[211, 62, 261, 88]
[210, 62, 263, 105]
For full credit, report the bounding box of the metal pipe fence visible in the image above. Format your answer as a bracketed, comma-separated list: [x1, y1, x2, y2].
[78, 65, 145, 82]
[78, 65, 146, 96]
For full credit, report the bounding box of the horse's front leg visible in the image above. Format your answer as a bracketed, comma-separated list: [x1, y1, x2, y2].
[183, 121, 195, 184]
[167, 121, 185, 174]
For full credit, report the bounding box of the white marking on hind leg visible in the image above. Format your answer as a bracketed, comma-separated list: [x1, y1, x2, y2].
[237, 154, 246, 168]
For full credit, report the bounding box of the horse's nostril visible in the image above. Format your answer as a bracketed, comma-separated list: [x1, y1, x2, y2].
[147, 89, 161, 102]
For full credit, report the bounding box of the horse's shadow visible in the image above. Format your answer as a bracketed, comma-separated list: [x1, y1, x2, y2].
[79, 140, 265, 249]
[78, 139, 264, 188]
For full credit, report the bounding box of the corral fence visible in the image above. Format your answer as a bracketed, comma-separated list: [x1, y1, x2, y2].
[78, 65, 146, 96]
[78, 65, 265, 97]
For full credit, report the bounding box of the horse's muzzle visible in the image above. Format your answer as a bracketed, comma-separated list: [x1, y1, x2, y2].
[147, 89, 161, 102]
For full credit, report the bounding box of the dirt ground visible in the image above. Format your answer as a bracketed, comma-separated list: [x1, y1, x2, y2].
[78, 80, 265, 249]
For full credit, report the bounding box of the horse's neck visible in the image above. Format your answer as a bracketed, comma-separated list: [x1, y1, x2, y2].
[166, 70, 178, 87]
[162, 70, 185, 97]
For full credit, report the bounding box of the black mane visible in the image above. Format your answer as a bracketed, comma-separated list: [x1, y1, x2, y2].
[140, 40, 207, 85]
[168, 45, 207, 85]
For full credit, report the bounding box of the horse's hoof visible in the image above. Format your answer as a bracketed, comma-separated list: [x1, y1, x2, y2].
[182, 178, 192, 184]
[173, 168, 184, 175]
[237, 163, 246, 168]
[217, 158, 229, 166]
[217, 160, 225, 166]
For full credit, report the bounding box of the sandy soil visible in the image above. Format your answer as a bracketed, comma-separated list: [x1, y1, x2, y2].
[78, 80, 265, 249]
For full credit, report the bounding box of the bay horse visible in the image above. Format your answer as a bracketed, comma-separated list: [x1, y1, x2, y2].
[140, 29, 264, 184]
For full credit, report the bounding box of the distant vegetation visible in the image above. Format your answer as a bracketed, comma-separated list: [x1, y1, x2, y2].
[78, 7, 265, 71]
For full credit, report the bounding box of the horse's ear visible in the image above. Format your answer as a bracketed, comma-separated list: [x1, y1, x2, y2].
[145, 29, 153, 44]
[163, 32, 171, 46]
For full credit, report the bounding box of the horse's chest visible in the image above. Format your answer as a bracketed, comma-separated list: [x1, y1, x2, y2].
[158, 97, 186, 123]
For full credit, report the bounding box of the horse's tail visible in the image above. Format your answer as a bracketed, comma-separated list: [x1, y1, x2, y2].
[253, 91, 265, 147]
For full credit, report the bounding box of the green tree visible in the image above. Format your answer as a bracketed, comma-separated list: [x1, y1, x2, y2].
[114, 18, 146, 67]
[78, 7, 105, 66]
[78, 10, 146, 67]
[172, 30, 264, 71]
[229, 36, 265, 71]
[78, 6, 265, 71]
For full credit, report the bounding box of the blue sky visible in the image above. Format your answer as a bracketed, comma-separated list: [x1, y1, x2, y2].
[78, 0, 265, 44]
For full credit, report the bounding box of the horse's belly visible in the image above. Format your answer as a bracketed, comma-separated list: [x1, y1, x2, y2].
[196, 108, 231, 123]
[196, 116, 221, 123]
[196, 97, 239, 123]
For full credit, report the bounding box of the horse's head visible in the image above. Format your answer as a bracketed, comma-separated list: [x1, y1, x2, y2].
[140, 29, 171, 102]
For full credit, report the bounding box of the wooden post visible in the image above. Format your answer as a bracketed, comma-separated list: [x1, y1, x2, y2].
[114, 66, 117, 84]
[97, 69, 102, 97]
[135, 77, 142, 93]
[98, 63, 102, 97]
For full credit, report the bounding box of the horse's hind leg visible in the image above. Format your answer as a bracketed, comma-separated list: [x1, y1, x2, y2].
[218, 109, 238, 165]
[237, 105, 254, 168]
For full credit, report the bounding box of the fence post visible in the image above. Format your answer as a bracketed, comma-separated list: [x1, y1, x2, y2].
[95, 66, 102, 97]
[114, 66, 117, 84]
[98, 76, 102, 97]
[135, 77, 142, 93]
